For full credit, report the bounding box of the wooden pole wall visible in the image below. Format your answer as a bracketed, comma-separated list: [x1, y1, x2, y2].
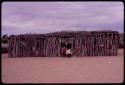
[8, 31, 120, 57]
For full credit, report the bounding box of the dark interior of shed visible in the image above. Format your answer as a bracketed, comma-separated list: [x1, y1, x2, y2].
[60, 42, 72, 56]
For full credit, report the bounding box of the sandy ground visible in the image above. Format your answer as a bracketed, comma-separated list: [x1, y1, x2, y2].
[1, 49, 124, 83]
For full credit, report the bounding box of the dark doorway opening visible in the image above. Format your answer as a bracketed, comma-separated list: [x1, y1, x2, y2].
[60, 42, 72, 57]
[66, 42, 71, 49]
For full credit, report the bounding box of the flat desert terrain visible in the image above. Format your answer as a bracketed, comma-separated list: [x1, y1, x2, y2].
[1, 49, 124, 83]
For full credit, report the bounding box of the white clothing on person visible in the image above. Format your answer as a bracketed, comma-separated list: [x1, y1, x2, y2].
[66, 49, 72, 54]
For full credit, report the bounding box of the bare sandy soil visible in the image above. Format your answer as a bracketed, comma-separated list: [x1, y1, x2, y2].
[1, 49, 124, 83]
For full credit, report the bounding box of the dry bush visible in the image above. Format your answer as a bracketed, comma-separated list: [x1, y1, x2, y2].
[1, 47, 8, 53]
[119, 33, 124, 48]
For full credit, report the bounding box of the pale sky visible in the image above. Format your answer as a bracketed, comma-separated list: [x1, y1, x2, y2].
[2, 2, 124, 35]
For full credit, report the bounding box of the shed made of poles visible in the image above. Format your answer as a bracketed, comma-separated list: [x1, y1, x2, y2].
[8, 31, 120, 57]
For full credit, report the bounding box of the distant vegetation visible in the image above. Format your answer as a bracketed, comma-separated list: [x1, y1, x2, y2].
[1, 34, 9, 44]
[1, 34, 9, 53]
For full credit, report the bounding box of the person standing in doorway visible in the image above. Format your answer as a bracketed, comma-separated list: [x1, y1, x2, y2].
[66, 48, 72, 57]
[66, 42, 72, 57]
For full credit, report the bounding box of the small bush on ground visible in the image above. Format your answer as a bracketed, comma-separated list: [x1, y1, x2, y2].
[1, 47, 8, 53]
